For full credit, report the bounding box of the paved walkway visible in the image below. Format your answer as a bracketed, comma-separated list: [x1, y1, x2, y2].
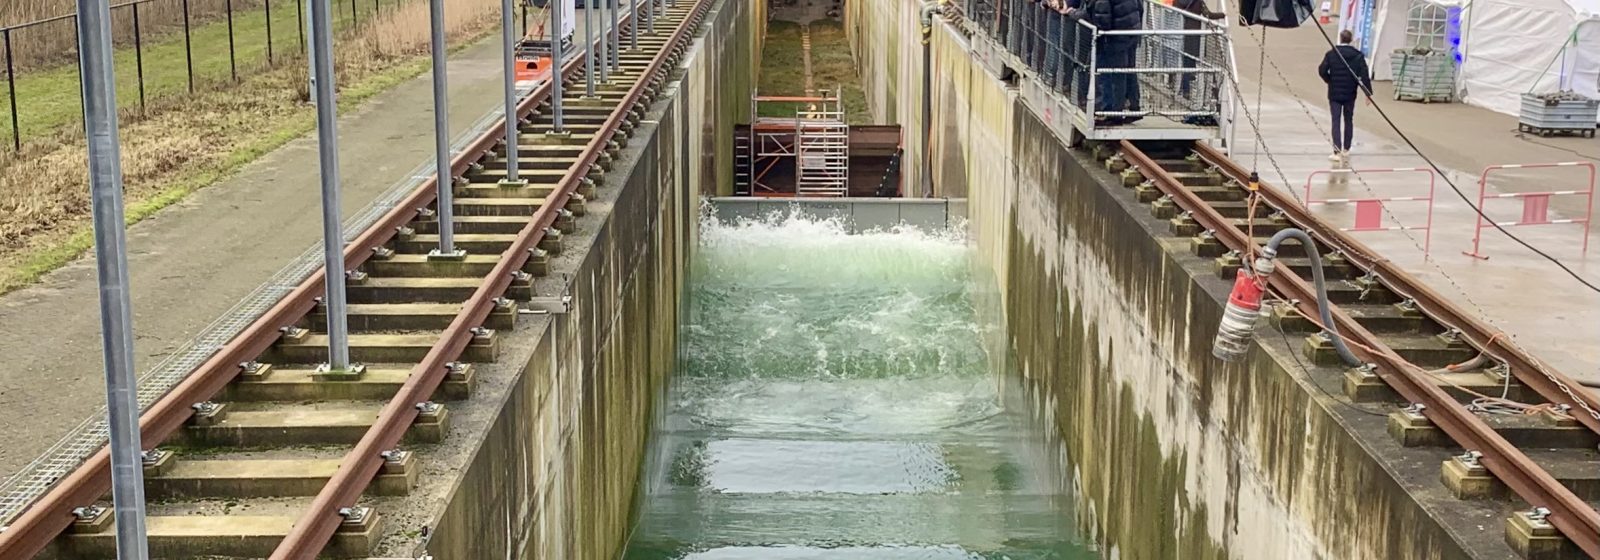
[0, 11, 620, 477]
[1231, 23, 1600, 386]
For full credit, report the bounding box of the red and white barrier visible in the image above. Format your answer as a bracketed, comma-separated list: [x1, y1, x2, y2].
[1464, 162, 1596, 260]
[1303, 167, 1438, 255]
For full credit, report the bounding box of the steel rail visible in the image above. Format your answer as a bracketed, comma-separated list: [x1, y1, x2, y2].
[1121, 140, 1600, 558]
[0, 7, 653, 558]
[1193, 142, 1600, 437]
[269, 0, 709, 557]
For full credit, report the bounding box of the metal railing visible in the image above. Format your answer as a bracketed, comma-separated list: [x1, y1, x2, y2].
[959, 0, 1230, 133]
[0, 0, 508, 152]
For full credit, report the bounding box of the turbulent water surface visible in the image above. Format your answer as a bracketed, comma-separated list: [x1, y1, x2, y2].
[621, 212, 1096, 560]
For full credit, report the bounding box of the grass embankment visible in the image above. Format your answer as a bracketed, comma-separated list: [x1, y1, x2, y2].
[0, 0, 510, 295]
[757, 19, 868, 124]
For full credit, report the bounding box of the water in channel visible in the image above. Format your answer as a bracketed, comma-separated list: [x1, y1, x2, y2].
[621, 212, 1097, 560]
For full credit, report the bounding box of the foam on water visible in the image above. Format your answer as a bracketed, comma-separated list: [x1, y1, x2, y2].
[623, 211, 1096, 560]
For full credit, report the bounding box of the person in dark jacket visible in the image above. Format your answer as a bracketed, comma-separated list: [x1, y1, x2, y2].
[1318, 30, 1373, 162]
[1069, 0, 1143, 125]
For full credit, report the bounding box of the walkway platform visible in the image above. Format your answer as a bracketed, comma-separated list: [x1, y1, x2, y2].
[1234, 23, 1600, 386]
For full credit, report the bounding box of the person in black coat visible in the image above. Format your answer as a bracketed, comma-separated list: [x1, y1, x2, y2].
[1069, 0, 1144, 125]
[1318, 30, 1374, 161]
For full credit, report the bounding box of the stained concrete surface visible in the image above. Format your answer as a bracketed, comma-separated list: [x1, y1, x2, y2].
[0, 11, 622, 478]
[1231, 20, 1600, 386]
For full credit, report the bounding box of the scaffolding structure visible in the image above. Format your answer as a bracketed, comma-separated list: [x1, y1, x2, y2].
[738, 89, 851, 197]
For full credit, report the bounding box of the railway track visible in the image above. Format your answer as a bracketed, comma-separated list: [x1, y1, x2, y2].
[0, 2, 707, 558]
[1114, 140, 1600, 559]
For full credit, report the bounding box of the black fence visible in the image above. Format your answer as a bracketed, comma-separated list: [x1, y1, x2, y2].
[0, 0, 417, 152]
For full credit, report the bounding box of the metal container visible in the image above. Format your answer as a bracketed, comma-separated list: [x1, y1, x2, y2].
[1390, 50, 1455, 103]
[1518, 92, 1599, 138]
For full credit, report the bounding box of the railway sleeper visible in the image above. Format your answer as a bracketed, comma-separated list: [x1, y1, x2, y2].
[1304, 330, 1475, 368]
[267, 331, 497, 364]
[1342, 366, 1540, 405]
[1387, 406, 1600, 450]
[309, 301, 515, 333]
[177, 400, 449, 448]
[60, 506, 381, 559]
[348, 276, 533, 304]
[142, 454, 416, 500]
[224, 363, 474, 402]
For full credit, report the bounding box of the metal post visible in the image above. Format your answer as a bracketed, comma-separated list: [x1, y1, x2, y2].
[265, 0, 274, 64]
[182, 0, 194, 92]
[583, 0, 595, 95]
[628, 0, 637, 50]
[609, 0, 619, 71]
[305, 0, 316, 106]
[309, 0, 352, 371]
[4, 31, 18, 151]
[597, 0, 610, 83]
[551, 0, 564, 133]
[646, 0, 654, 35]
[428, 0, 459, 257]
[133, 3, 146, 111]
[74, 0, 149, 557]
[226, 0, 237, 81]
[501, 0, 522, 184]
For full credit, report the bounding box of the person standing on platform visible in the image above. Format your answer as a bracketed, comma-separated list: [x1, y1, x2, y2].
[1318, 29, 1373, 163]
[1068, 0, 1144, 126]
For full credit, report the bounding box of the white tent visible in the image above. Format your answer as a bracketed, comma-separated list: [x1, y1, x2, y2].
[1365, 0, 1600, 125]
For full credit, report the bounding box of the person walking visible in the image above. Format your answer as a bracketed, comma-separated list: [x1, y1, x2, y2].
[1318, 30, 1373, 162]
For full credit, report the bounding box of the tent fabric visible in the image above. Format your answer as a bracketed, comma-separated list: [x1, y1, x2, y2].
[1364, 0, 1600, 125]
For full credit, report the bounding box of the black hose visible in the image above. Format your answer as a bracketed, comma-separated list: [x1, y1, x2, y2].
[1265, 228, 1362, 367]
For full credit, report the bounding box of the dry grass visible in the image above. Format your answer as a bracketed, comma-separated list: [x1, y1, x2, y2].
[0, 0, 505, 293]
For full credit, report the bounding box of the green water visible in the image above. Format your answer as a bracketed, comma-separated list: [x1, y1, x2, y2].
[621, 212, 1098, 560]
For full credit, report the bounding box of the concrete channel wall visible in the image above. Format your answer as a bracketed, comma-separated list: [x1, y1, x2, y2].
[411, 1, 760, 557]
[850, 2, 1470, 559]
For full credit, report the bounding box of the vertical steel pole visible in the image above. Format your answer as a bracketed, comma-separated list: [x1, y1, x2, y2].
[646, 0, 654, 35]
[628, 0, 637, 50]
[309, 0, 351, 370]
[226, 0, 237, 81]
[4, 31, 18, 151]
[428, 0, 457, 256]
[74, 0, 149, 556]
[265, 0, 274, 64]
[583, 0, 595, 94]
[596, 0, 609, 83]
[133, 3, 146, 111]
[305, 0, 316, 106]
[501, 0, 521, 183]
[182, 0, 194, 92]
[609, 0, 619, 71]
[551, 0, 564, 133]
